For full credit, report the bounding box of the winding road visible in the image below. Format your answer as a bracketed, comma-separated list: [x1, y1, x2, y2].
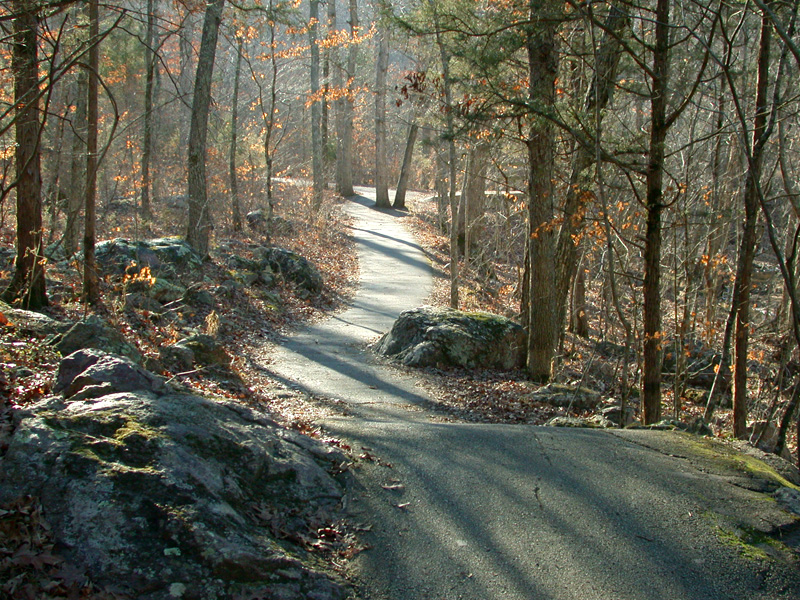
[268, 190, 800, 600]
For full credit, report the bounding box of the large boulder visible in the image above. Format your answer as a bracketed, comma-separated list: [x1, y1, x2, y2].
[94, 237, 203, 277]
[375, 306, 525, 370]
[0, 357, 348, 599]
[55, 315, 142, 363]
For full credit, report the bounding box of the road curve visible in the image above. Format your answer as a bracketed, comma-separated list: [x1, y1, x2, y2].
[269, 191, 800, 600]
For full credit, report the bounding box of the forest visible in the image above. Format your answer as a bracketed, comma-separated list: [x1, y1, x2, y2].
[2, 0, 800, 465]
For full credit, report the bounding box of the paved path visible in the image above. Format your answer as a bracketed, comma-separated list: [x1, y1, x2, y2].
[269, 191, 800, 600]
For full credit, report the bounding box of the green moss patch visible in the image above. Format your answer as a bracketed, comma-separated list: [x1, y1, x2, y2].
[677, 433, 800, 492]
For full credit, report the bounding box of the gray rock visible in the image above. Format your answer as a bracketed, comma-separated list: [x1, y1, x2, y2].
[375, 306, 525, 370]
[94, 237, 202, 277]
[526, 383, 602, 410]
[246, 209, 267, 231]
[599, 403, 636, 426]
[175, 334, 229, 368]
[148, 278, 187, 303]
[0, 246, 14, 268]
[56, 315, 142, 363]
[54, 349, 168, 399]
[775, 487, 800, 516]
[225, 254, 261, 272]
[0, 302, 72, 338]
[124, 292, 165, 313]
[0, 391, 347, 599]
[184, 286, 216, 307]
[257, 247, 323, 293]
[160, 343, 195, 372]
[545, 416, 595, 428]
[215, 280, 242, 297]
[230, 269, 259, 286]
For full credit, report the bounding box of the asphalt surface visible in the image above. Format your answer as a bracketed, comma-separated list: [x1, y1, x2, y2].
[269, 190, 800, 600]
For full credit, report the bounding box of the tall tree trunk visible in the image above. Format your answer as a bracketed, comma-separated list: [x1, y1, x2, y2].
[83, 0, 100, 304]
[230, 37, 243, 232]
[460, 141, 490, 255]
[65, 70, 87, 258]
[374, 25, 391, 208]
[524, 0, 559, 382]
[262, 2, 279, 230]
[732, 8, 772, 438]
[3, 0, 47, 309]
[331, 0, 345, 195]
[186, 0, 225, 257]
[140, 0, 156, 224]
[309, 0, 324, 212]
[570, 255, 589, 337]
[322, 8, 330, 175]
[178, 9, 197, 149]
[393, 121, 418, 209]
[641, 0, 670, 425]
[337, 0, 358, 197]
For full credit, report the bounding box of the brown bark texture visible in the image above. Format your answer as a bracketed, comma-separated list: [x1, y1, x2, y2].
[3, 0, 47, 309]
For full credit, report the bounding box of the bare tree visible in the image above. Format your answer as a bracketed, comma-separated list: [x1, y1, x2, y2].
[186, 0, 226, 257]
[3, 0, 47, 309]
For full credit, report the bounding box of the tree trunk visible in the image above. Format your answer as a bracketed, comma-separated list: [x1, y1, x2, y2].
[186, 0, 225, 257]
[732, 8, 772, 438]
[336, 0, 358, 197]
[83, 0, 100, 305]
[393, 121, 418, 209]
[436, 34, 458, 306]
[331, 0, 346, 195]
[140, 0, 156, 224]
[460, 141, 490, 255]
[310, 0, 324, 212]
[230, 37, 243, 233]
[570, 255, 589, 337]
[524, 1, 559, 382]
[65, 70, 87, 258]
[3, 0, 47, 309]
[262, 2, 279, 232]
[641, 0, 670, 425]
[374, 26, 391, 208]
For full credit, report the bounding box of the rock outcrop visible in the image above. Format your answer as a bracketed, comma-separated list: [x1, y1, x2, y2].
[256, 247, 323, 294]
[0, 351, 349, 600]
[56, 315, 143, 363]
[375, 306, 525, 370]
[94, 237, 203, 277]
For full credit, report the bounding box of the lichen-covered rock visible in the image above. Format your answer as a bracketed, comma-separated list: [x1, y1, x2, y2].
[375, 306, 525, 370]
[257, 247, 323, 294]
[94, 237, 202, 277]
[0, 301, 72, 339]
[56, 315, 142, 363]
[161, 334, 230, 371]
[525, 383, 602, 410]
[54, 349, 168, 399]
[0, 390, 348, 599]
